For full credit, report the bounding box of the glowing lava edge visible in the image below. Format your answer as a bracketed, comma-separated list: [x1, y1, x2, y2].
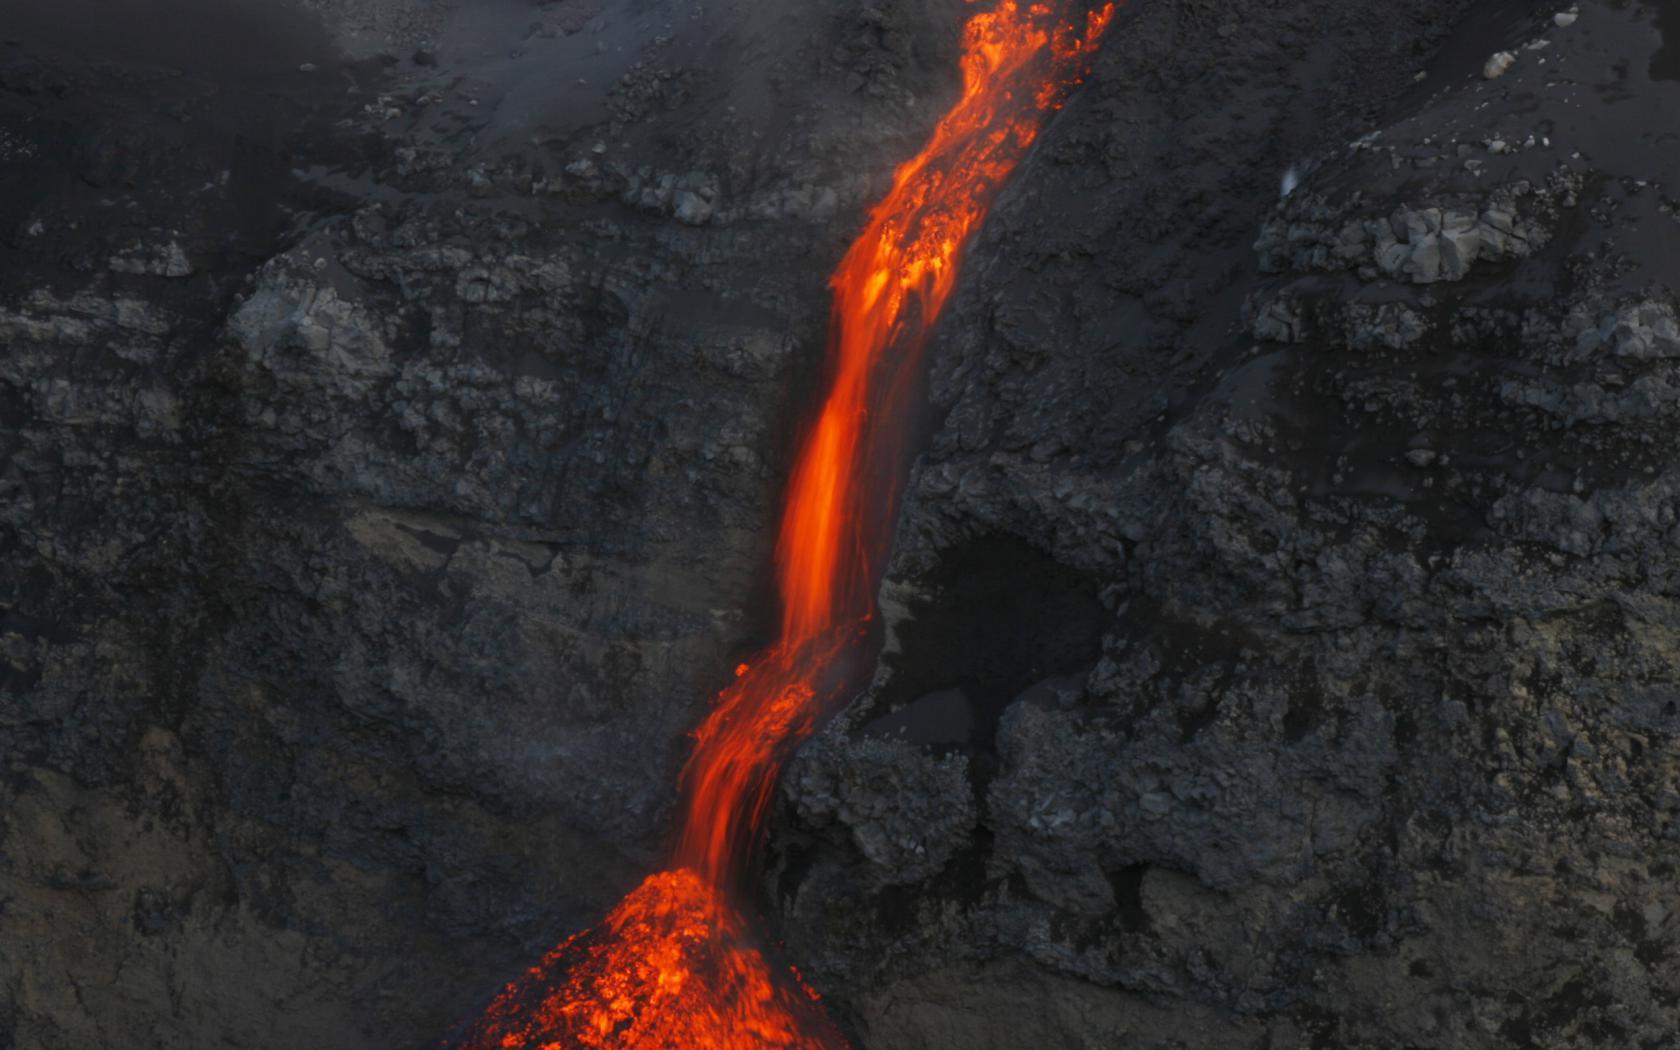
[449, 4, 1114, 1047]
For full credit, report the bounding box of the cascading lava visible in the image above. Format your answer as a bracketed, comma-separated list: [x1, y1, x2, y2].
[449, 3, 1113, 1046]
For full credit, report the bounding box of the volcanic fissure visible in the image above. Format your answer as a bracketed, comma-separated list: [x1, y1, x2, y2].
[449, 3, 1115, 1046]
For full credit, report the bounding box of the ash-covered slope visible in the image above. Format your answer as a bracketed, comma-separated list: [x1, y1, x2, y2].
[2, 1, 1675, 1048]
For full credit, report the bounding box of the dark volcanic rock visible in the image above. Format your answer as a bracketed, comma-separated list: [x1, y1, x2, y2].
[0, 0, 920, 1044]
[4, 1, 1679, 1049]
[769, 2, 1680, 1048]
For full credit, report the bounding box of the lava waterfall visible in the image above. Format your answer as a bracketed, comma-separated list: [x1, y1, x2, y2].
[449, 3, 1114, 1046]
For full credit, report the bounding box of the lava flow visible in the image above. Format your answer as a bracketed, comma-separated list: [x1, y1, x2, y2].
[450, 3, 1113, 1047]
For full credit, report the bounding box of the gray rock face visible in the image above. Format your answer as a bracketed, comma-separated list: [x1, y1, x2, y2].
[0, 0, 950, 1045]
[1255, 182, 1561, 284]
[786, 734, 976, 886]
[5, 1, 1680, 1049]
[767, 2, 1680, 1048]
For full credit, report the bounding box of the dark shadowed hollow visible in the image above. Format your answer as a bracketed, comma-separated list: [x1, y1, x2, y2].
[3, 0, 1680, 1048]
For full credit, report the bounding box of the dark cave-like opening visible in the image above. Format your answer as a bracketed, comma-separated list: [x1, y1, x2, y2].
[863, 535, 1108, 781]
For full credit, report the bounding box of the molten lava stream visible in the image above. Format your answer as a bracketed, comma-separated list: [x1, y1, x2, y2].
[449, 3, 1114, 1047]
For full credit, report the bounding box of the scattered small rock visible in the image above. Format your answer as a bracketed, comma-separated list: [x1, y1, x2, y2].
[673, 191, 714, 226]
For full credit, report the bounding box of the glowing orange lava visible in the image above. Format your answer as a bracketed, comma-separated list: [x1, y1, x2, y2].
[450, 3, 1113, 1047]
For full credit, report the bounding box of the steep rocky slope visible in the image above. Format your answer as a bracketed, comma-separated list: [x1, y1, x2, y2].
[772, 2, 1680, 1047]
[3, 1, 1676, 1048]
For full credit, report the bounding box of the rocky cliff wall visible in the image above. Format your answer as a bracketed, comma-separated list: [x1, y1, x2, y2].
[3, 2, 1676, 1048]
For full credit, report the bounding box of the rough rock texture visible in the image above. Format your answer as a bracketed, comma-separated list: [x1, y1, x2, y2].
[3, 0, 1678, 1049]
[770, 2, 1680, 1048]
[0, 0, 961, 1045]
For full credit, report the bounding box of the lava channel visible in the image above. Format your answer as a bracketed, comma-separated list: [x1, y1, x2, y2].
[448, 3, 1114, 1047]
